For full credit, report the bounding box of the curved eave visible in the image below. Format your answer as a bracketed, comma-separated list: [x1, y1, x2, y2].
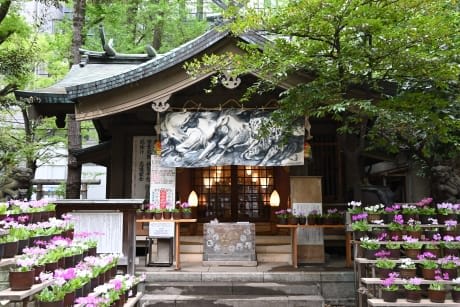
[15, 91, 72, 104]
[66, 29, 269, 99]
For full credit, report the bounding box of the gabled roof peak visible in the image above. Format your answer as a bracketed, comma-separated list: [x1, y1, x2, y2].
[77, 25, 158, 65]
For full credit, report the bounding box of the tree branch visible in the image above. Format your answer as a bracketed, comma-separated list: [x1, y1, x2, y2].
[0, 83, 17, 97]
[0, 0, 11, 24]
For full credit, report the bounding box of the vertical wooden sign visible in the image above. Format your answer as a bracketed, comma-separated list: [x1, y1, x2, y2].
[132, 136, 155, 199]
[150, 155, 176, 209]
[290, 176, 324, 263]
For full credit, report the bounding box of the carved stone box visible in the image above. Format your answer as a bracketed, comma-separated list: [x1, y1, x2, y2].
[203, 222, 257, 266]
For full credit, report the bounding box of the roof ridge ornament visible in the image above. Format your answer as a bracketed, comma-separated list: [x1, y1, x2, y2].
[99, 25, 117, 56]
[145, 45, 157, 58]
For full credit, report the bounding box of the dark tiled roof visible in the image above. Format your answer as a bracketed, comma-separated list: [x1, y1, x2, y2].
[66, 29, 232, 99]
[15, 28, 269, 103]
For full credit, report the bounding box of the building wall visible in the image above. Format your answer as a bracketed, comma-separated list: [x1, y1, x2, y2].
[33, 147, 107, 200]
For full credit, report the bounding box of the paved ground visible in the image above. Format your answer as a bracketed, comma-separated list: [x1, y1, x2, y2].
[135, 252, 352, 272]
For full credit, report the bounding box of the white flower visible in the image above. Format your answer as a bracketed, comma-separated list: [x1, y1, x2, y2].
[348, 201, 362, 208]
[399, 258, 415, 269]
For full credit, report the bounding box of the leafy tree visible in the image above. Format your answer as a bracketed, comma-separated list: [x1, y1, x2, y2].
[186, 0, 460, 199]
[83, 0, 209, 53]
[0, 0, 66, 198]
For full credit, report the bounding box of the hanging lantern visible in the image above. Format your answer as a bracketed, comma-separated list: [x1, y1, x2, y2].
[154, 139, 161, 156]
[304, 141, 312, 159]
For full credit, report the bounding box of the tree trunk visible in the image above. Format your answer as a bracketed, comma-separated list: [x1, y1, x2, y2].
[152, 0, 165, 50]
[66, 114, 81, 199]
[66, 0, 86, 198]
[337, 134, 364, 201]
[71, 0, 86, 65]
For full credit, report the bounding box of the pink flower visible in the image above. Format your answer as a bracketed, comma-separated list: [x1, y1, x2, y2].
[408, 277, 422, 286]
[110, 279, 122, 291]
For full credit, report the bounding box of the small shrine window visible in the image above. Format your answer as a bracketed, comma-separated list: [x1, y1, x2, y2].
[193, 166, 274, 222]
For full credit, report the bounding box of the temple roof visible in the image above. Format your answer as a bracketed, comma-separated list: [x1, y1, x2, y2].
[15, 29, 269, 104]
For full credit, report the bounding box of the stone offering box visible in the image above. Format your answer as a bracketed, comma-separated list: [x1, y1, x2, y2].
[203, 222, 257, 266]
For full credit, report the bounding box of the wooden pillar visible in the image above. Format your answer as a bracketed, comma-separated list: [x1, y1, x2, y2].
[66, 114, 82, 199]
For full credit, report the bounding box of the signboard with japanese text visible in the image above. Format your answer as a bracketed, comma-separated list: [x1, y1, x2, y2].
[149, 221, 175, 238]
[132, 136, 155, 199]
[150, 155, 176, 209]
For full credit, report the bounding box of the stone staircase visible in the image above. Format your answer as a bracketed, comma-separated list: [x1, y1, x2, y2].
[139, 271, 324, 306]
[136, 235, 356, 306]
[179, 235, 292, 263]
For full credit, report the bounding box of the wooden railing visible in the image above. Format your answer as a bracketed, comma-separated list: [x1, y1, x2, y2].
[31, 179, 101, 200]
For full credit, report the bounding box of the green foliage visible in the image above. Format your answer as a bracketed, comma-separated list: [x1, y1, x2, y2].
[83, 1, 209, 53]
[186, 0, 460, 179]
[376, 258, 396, 269]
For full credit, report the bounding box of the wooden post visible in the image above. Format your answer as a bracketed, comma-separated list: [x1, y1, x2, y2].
[35, 184, 43, 200]
[81, 183, 88, 199]
[66, 114, 82, 199]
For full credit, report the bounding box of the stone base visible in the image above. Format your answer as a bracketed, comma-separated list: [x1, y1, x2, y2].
[202, 260, 258, 267]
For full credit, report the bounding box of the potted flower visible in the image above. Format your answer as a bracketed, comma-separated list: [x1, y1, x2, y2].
[383, 204, 400, 223]
[351, 213, 369, 239]
[385, 241, 401, 259]
[0, 234, 19, 258]
[387, 214, 404, 238]
[418, 252, 439, 280]
[438, 255, 459, 279]
[398, 258, 417, 279]
[323, 208, 343, 225]
[360, 237, 381, 259]
[452, 277, 460, 303]
[36, 285, 66, 305]
[364, 203, 384, 222]
[441, 235, 460, 256]
[9, 256, 36, 290]
[405, 218, 422, 239]
[149, 206, 164, 220]
[169, 207, 180, 220]
[294, 210, 307, 225]
[180, 202, 192, 219]
[375, 253, 397, 279]
[437, 202, 456, 224]
[347, 200, 363, 215]
[424, 242, 441, 259]
[401, 203, 419, 221]
[443, 219, 458, 236]
[428, 271, 448, 303]
[306, 209, 320, 225]
[380, 272, 399, 302]
[403, 277, 422, 303]
[275, 209, 290, 224]
[401, 235, 423, 259]
[419, 203, 436, 224]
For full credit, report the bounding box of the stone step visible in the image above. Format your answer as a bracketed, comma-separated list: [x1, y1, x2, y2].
[256, 253, 291, 263]
[179, 252, 291, 263]
[179, 243, 290, 254]
[140, 294, 324, 307]
[142, 270, 325, 283]
[180, 235, 291, 245]
[144, 281, 320, 296]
